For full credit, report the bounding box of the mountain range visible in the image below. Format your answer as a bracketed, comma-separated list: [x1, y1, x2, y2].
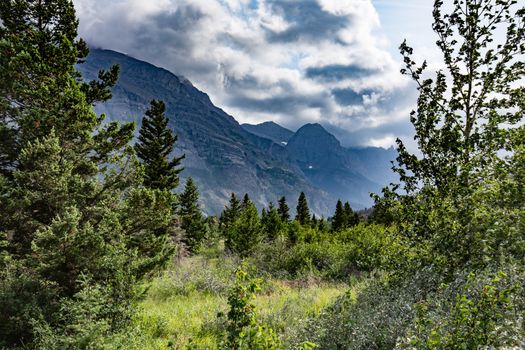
[78, 49, 397, 216]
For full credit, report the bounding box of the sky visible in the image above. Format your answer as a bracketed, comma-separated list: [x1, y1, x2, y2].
[74, 0, 439, 149]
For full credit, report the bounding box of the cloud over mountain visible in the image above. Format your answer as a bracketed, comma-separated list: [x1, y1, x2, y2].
[74, 0, 418, 148]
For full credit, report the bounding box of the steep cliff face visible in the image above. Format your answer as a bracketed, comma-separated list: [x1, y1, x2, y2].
[78, 49, 334, 215]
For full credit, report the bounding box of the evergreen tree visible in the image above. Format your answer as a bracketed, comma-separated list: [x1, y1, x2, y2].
[178, 177, 205, 253]
[318, 215, 328, 232]
[332, 200, 346, 232]
[295, 192, 311, 226]
[261, 208, 268, 224]
[225, 198, 263, 257]
[344, 202, 359, 227]
[135, 100, 185, 190]
[277, 196, 290, 222]
[368, 202, 395, 225]
[241, 193, 251, 208]
[0, 1, 175, 346]
[262, 203, 283, 241]
[311, 214, 318, 229]
[220, 193, 241, 230]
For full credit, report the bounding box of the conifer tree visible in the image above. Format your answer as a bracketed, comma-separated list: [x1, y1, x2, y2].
[225, 198, 263, 257]
[241, 193, 251, 208]
[332, 200, 346, 232]
[220, 193, 241, 230]
[295, 192, 311, 226]
[344, 202, 359, 227]
[261, 208, 268, 225]
[277, 196, 290, 222]
[311, 214, 318, 229]
[262, 202, 283, 241]
[318, 216, 328, 232]
[135, 100, 185, 190]
[178, 177, 205, 253]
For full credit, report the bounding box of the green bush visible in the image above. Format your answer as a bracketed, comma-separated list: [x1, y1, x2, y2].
[398, 267, 525, 349]
[251, 224, 411, 281]
[288, 268, 442, 349]
[219, 268, 281, 350]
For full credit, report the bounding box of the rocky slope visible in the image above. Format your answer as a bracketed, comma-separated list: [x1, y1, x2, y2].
[78, 49, 334, 215]
[241, 121, 294, 145]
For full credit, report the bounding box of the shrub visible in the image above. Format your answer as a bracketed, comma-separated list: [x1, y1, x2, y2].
[219, 268, 281, 349]
[288, 267, 443, 349]
[398, 267, 525, 349]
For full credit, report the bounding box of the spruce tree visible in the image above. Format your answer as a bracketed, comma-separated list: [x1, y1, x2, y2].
[225, 198, 263, 257]
[241, 193, 251, 208]
[261, 208, 268, 225]
[178, 177, 205, 253]
[332, 200, 346, 232]
[344, 202, 359, 227]
[220, 193, 241, 230]
[135, 100, 185, 190]
[295, 192, 311, 226]
[311, 214, 318, 229]
[262, 202, 283, 241]
[318, 216, 328, 232]
[277, 196, 290, 222]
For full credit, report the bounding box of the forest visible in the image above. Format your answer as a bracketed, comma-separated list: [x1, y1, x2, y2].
[0, 0, 524, 349]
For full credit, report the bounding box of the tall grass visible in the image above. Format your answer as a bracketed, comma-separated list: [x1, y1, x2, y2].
[113, 255, 347, 349]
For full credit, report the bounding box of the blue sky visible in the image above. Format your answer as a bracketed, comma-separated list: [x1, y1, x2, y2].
[74, 0, 438, 149]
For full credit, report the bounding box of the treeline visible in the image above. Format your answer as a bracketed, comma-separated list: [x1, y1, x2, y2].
[217, 192, 360, 256]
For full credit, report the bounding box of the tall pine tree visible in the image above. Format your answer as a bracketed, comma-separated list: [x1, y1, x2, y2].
[178, 177, 205, 254]
[277, 196, 290, 222]
[225, 198, 263, 257]
[344, 201, 359, 227]
[241, 193, 251, 208]
[220, 193, 241, 230]
[332, 200, 346, 232]
[295, 192, 310, 226]
[135, 100, 185, 191]
[262, 202, 283, 241]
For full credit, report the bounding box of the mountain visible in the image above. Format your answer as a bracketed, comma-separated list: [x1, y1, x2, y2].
[241, 122, 398, 196]
[78, 49, 334, 215]
[241, 121, 294, 145]
[285, 124, 384, 208]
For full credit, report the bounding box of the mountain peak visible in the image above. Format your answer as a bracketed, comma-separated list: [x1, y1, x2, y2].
[293, 123, 341, 148]
[242, 121, 294, 145]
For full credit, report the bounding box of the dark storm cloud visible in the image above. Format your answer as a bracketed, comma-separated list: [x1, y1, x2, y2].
[332, 88, 369, 106]
[263, 0, 348, 42]
[228, 91, 331, 114]
[306, 64, 377, 82]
